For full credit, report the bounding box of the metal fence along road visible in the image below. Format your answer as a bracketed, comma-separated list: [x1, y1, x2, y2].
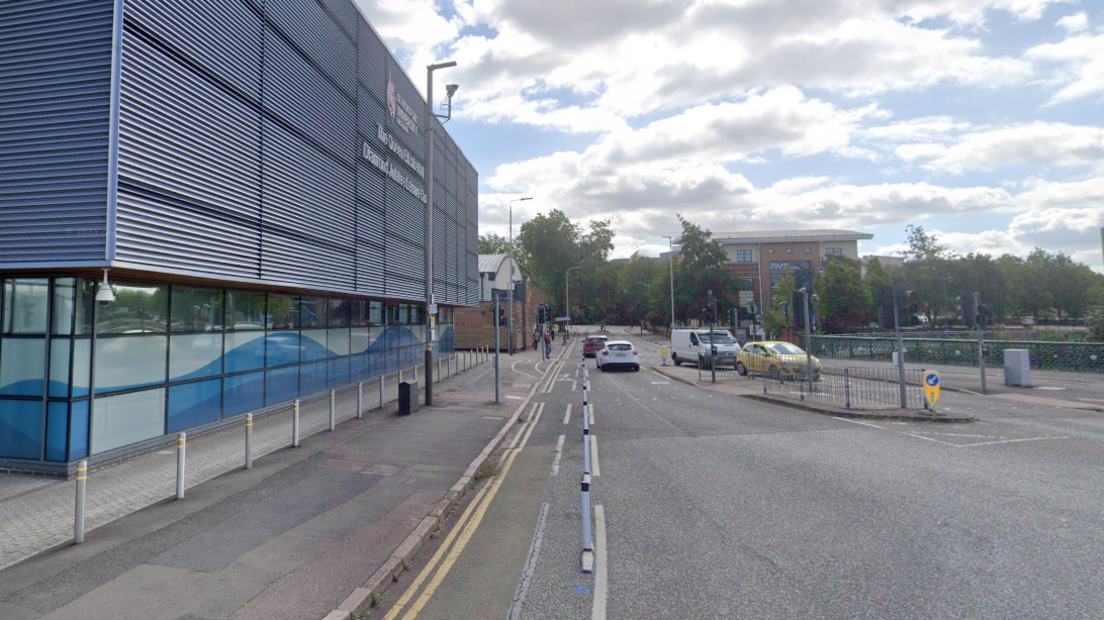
[762, 366, 928, 410]
[811, 335, 1104, 374]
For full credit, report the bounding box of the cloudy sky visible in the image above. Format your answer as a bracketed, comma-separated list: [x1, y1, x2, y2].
[355, 0, 1104, 271]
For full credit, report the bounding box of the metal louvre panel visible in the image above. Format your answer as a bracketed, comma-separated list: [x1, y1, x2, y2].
[356, 161, 386, 211]
[357, 86, 388, 147]
[117, 31, 261, 221]
[355, 191, 385, 246]
[262, 117, 354, 246]
[115, 187, 259, 275]
[318, 0, 360, 41]
[387, 188, 423, 245]
[263, 25, 355, 166]
[266, 0, 356, 99]
[356, 17, 387, 94]
[124, 0, 262, 102]
[388, 66, 425, 156]
[355, 238, 384, 295]
[262, 231, 354, 289]
[0, 0, 113, 263]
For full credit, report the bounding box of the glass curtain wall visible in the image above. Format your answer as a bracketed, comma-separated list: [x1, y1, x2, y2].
[0, 276, 455, 466]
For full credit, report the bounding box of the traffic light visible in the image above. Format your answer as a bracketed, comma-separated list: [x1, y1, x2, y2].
[792, 291, 805, 330]
[977, 303, 990, 326]
[498, 304, 507, 326]
[958, 292, 976, 326]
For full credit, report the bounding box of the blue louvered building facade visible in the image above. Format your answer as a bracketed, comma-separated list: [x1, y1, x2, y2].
[0, 0, 480, 474]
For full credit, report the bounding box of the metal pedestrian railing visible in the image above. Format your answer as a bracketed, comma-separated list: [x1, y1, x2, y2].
[811, 335, 1104, 374]
[762, 365, 928, 410]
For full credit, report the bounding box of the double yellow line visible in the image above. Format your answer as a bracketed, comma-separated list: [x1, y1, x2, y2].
[383, 402, 545, 620]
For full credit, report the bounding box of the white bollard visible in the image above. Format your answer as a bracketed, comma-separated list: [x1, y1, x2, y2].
[292, 399, 300, 447]
[329, 389, 336, 431]
[581, 473, 594, 573]
[74, 459, 88, 543]
[245, 413, 253, 469]
[357, 382, 363, 419]
[175, 432, 186, 500]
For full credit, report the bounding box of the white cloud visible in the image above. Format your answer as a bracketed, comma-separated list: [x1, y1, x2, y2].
[893, 122, 1104, 174]
[1055, 11, 1089, 34]
[1026, 31, 1104, 105]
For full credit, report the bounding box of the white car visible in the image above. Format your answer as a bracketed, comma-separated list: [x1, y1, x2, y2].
[597, 340, 640, 372]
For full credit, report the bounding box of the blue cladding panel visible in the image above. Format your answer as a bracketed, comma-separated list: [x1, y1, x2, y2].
[267, 0, 357, 99]
[0, 0, 113, 263]
[124, 0, 263, 102]
[116, 27, 262, 276]
[167, 378, 222, 433]
[0, 400, 42, 460]
[224, 371, 264, 417]
[263, 25, 355, 166]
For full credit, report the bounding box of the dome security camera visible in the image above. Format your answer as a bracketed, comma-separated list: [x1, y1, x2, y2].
[95, 269, 115, 306]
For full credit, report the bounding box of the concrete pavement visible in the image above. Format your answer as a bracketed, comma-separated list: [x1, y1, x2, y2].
[0, 345, 566, 620]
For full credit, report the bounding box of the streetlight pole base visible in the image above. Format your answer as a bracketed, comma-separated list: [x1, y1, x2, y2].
[424, 346, 433, 406]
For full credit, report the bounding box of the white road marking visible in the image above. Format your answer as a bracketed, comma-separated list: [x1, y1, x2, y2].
[506, 395, 524, 400]
[592, 505, 608, 620]
[591, 435, 600, 477]
[1034, 386, 1067, 391]
[552, 435, 565, 475]
[564, 404, 572, 425]
[832, 417, 883, 429]
[650, 381, 669, 385]
[589, 404, 595, 425]
[572, 380, 577, 392]
[510, 503, 549, 620]
[510, 360, 541, 381]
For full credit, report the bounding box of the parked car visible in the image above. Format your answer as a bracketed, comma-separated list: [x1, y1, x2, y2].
[736, 341, 821, 380]
[597, 340, 640, 371]
[584, 335, 609, 358]
[670, 328, 740, 369]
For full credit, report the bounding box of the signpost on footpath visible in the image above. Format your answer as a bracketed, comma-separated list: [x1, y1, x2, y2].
[923, 371, 941, 416]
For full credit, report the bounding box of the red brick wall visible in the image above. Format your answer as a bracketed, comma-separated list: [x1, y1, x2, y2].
[454, 282, 549, 351]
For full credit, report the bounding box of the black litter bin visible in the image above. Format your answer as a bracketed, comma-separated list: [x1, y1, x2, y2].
[398, 381, 418, 415]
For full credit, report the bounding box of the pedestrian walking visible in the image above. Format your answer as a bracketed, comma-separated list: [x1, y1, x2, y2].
[544, 330, 552, 358]
[533, 327, 540, 351]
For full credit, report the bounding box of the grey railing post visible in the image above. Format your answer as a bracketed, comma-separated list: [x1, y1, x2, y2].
[379, 375, 384, 409]
[292, 399, 300, 447]
[175, 432, 186, 500]
[329, 389, 336, 431]
[357, 381, 363, 419]
[74, 459, 88, 544]
[844, 368, 851, 409]
[245, 413, 253, 469]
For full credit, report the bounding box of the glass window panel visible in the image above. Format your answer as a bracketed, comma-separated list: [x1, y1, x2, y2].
[369, 301, 383, 325]
[46, 402, 69, 462]
[227, 291, 266, 330]
[91, 388, 165, 455]
[327, 357, 349, 389]
[225, 331, 265, 373]
[168, 379, 222, 433]
[0, 337, 46, 396]
[3, 278, 49, 334]
[170, 286, 224, 333]
[300, 360, 327, 395]
[50, 339, 71, 398]
[301, 329, 329, 362]
[94, 335, 167, 394]
[265, 366, 299, 406]
[268, 294, 298, 329]
[348, 300, 367, 327]
[169, 333, 223, 381]
[75, 278, 96, 335]
[266, 332, 300, 367]
[351, 352, 369, 381]
[350, 327, 371, 354]
[328, 329, 350, 357]
[0, 399, 42, 460]
[70, 400, 89, 460]
[224, 371, 264, 417]
[98, 284, 168, 334]
[298, 296, 326, 328]
[52, 278, 76, 335]
[328, 298, 349, 327]
[72, 339, 91, 398]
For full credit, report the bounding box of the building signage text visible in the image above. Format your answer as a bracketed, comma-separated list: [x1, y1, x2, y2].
[387, 76, 419, 135]
[363, 142, 427, 204]
[377, 124, 425, 179]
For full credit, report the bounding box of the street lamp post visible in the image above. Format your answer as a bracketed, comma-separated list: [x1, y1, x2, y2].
[424, 60, 457, 406]
[508, 197, 531, 356]
[663, 235, 675, 335]
[566, 266, 580, 330]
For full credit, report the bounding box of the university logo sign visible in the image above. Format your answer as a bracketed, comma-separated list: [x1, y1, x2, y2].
[386, 71, 419, 135]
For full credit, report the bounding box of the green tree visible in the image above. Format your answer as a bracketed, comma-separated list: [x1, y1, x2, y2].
[517, 210, 580, 308]
[815, 257, 870, 333]
[763, 267, 797, 338]
[478, 233, 512, 256]
[674, 215, 735, 323]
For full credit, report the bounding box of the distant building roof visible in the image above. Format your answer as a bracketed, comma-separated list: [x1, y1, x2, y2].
[478, 254, 512, 274]
[711, 229, 874, 244]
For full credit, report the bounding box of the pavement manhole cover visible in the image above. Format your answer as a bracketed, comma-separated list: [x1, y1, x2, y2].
[361, 464, 403, 476]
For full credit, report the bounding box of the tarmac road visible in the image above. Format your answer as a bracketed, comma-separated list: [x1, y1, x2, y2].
[384, 326, 1104, 619]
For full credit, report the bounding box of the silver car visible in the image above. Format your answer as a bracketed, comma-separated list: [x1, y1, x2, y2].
[597, 340, 640, 372]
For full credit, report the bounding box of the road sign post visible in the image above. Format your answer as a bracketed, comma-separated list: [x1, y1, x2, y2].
[923, 371, 942, 415]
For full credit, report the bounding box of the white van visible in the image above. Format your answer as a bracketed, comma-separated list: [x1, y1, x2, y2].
[670, 328, 741, 369]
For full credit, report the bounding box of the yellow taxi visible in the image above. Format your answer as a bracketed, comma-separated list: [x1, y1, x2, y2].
[736, 341, 821, 380]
